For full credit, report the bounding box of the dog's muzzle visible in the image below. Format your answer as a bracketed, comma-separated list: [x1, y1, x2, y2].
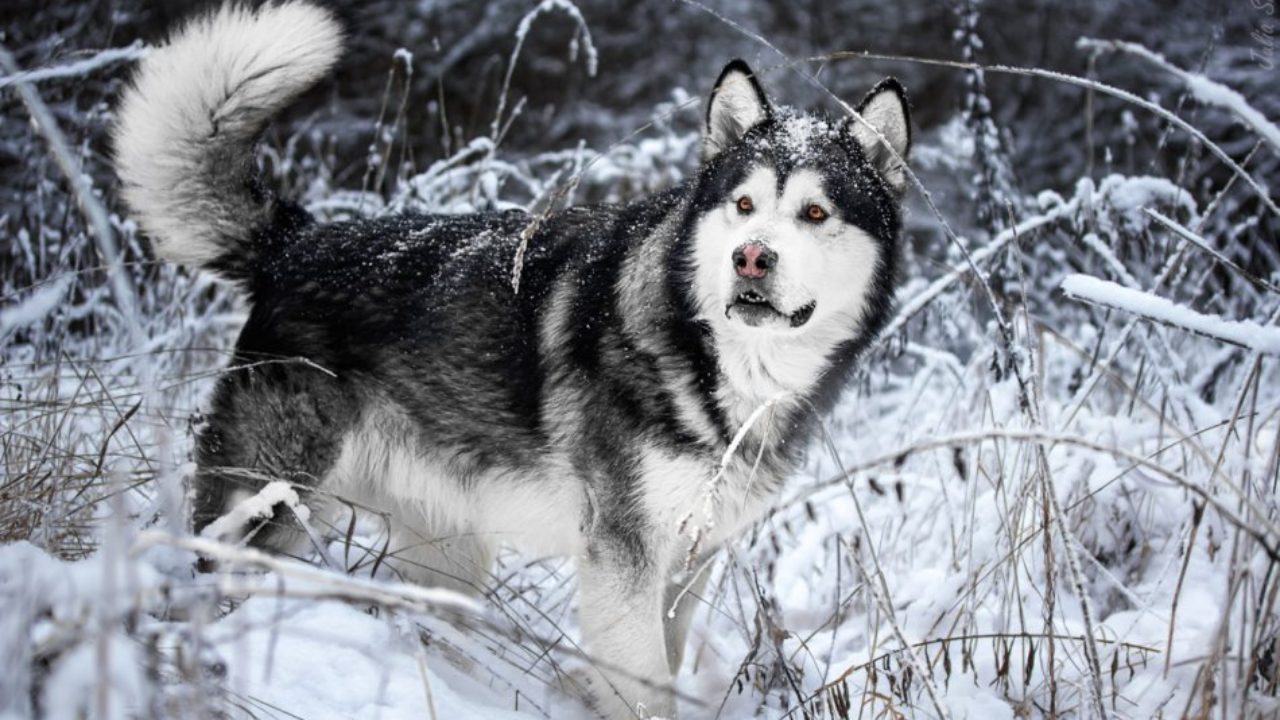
[726, 290, 816, 328]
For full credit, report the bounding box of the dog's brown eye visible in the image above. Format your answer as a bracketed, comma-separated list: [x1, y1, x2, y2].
[805, 204, 827, 222]
[736, 196, 754, 213]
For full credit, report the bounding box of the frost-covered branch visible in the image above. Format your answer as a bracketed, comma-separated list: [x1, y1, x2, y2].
[876, 199, 1069, 345]
[491, 0, 598, 142]
[1144, 208, 1280, 295]
[1061, 273, 1280, 356]
[198, 480, 311, 542]
[821, 49, 1280, 217]
[1078, 37, 1280, 154]
[0, 276, 71, 336]
[0, 43, 142, 346]
[133, 531, 481, 616]
[0, 40, 147, 89]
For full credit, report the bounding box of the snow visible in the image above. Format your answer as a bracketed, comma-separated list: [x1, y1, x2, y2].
[199, 481, 311, 542]
[211, 598, 533, 720]
[775, 114, 837, 158]
[979, 61, 1280, 217]
[1061, 273, 1280, 355]
[0, 275, 71, 335]
[1184, 72, 1280, 150]
[0, 541, 162, 719]
[5, 267, 1278, 719]
[1079, 232, 1139, 288]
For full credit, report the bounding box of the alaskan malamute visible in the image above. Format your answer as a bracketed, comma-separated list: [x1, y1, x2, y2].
[114, 3, 910, 717]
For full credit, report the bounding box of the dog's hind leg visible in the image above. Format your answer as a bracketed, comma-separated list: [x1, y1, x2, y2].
[192, 362, 355, 553]
[318, 404, 497, 595]
[328, 500, 495, 596]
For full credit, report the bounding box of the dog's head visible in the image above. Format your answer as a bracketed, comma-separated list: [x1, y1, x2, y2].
[683, 61, 910, 353]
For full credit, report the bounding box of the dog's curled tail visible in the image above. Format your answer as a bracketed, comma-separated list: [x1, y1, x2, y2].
[114, 2, 343, 276]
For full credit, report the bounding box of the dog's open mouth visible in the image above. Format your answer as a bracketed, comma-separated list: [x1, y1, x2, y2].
[727, 291, 817, 328]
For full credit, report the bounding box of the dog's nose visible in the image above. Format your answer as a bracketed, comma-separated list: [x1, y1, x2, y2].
[733, 242, 777, 279]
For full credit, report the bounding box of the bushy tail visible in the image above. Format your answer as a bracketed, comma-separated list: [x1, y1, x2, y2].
[113, 2, 343, 275]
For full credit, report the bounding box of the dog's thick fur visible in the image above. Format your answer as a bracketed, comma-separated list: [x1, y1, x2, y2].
[114, 4, 911, 717]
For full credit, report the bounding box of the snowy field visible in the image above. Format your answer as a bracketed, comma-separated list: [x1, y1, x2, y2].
[3, 1, 1279, 718]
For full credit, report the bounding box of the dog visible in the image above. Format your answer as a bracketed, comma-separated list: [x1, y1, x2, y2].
[114, 3, 910, 717]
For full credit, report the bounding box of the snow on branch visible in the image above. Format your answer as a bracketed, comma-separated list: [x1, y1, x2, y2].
[878, 174, 1191, 346]
[1078, 38, 1280, 154]
[0, 43, 142, 345]
[825, 49, 1279, 217]
[0, 276, 71, 336]
[199, 480, 310, 541]
[1061, 273, 1280, 355]
[0, 40, 148, 89]
[491, 0, 597, 140]
[877, 209, 1061, 344]
[1144, 208, 1280, 295]
[134, 531, 481, 617]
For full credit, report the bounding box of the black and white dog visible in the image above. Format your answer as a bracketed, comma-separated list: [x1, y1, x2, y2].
[114, 4, 910, 717]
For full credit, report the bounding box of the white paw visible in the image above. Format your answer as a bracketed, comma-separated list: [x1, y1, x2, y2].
[561, 664, 674, 719]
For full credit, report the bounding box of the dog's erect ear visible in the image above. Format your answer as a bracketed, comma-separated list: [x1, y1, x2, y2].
[704, 60, 771, 161]
[848, 78, 912, 194]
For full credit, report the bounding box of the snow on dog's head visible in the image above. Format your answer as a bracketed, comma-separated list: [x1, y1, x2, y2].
[683, 61, 910, 365]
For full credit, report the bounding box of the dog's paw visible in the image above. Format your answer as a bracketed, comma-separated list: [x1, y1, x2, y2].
[560, 665, 607, 714]
[560, 665, 674, 719]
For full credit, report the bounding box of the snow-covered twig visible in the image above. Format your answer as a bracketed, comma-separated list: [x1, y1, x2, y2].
[876, 199, 1074, 345]
[0, 40, 147, 89]
[0, 43, 142, 347]
[818, 49, 1280, 217]
[1035, 446, 1109, 719]
[1060, 145, 1261, 427]
[1061, 274, 1280, 356]
[491, 0, 597, 142]
[133, 531, 481, 616]
[1144, 208, 1280, 295]
[1078, 37, 1280, 154]
[0, 275, 72, 336]
[678, 392, 786, 570]
[199, 480, 310, 542]
[808, 631, 1160, 705]
[807, 404, 955, 720]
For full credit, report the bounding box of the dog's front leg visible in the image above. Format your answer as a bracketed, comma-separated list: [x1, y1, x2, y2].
[578, 544, 676, 719]
[663, 558, 712, 675]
